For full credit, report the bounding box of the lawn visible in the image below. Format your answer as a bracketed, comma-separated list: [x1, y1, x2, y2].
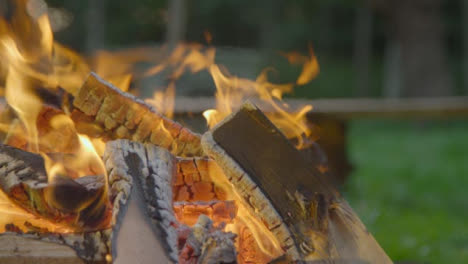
[345, 120, 468, 263]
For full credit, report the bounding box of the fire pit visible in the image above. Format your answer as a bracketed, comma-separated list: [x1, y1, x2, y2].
[0, 1, 392, 263]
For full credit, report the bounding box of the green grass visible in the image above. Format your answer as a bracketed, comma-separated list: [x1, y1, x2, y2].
[344, 120, 468, 263]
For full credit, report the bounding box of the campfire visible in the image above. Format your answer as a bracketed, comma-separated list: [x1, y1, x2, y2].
[0, 1, 392, 263]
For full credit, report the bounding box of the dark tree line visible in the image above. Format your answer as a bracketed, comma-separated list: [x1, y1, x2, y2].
[48, 0, 467, 98]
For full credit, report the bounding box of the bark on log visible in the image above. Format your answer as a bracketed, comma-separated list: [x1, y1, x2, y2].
[72, 73, 203, 157]
[104, 139, 180, 261]
[202, 101, 392, 263]
[0, 144, 110, 231]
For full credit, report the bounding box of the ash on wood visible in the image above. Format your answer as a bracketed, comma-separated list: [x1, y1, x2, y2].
[104, 139, 180, 261]
[179, 215, 237, 264]
[202, 101, 392, 263]
[72, 73, 203, 157]
[0, 144, 110, 231]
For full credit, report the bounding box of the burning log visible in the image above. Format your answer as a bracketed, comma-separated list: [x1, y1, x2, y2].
[0, 140, 134, 264]
[103, 139, 176, 263]
[202, 102, 392, 263]
[71, 73, 203, 157]
[0, 144, 110, 231]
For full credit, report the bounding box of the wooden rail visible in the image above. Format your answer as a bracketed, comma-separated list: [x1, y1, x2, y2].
[172, 96, 468, 119]
[171, 96, 468, 185]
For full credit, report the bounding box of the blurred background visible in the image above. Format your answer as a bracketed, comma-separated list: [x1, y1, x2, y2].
[43, 0, 468, 263]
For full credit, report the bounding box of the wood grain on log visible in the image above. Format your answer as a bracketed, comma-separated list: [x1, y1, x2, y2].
[0, 222, 113, 264]
[72, 73, 203, 157]
[202, 101, 392, 263]
[174, 157, 227, 202]
[0, 234, 85, 264]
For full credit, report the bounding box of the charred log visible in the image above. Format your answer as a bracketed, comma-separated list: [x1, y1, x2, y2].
[0, 141, 133, 264]
[104, 139, 179, 261]
[0, 144, 110, 231]
[202, 101, 392, 263]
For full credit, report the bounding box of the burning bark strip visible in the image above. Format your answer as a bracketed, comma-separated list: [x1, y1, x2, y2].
[71, 73, 203, 157]
[202, 102, 392, 263]
[0, 144, 110, 231]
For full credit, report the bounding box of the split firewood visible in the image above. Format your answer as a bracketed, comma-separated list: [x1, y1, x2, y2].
[174, 157, 228, 202]
[71, 73, 203, 157]
[104, 139, 179, 261]
[174, 200, 237, 227]
[202, 101, 392, 263]
[0, 144, 110, 231]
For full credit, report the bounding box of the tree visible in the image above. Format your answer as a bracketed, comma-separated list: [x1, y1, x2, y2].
[374, 0, 453, 97]
[464, 0, 468, 95]
[353, 1, 373, 96]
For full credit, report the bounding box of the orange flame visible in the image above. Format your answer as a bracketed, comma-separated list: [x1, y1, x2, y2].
[204, 57, 317, 148]
[0, 0, 106, 205]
